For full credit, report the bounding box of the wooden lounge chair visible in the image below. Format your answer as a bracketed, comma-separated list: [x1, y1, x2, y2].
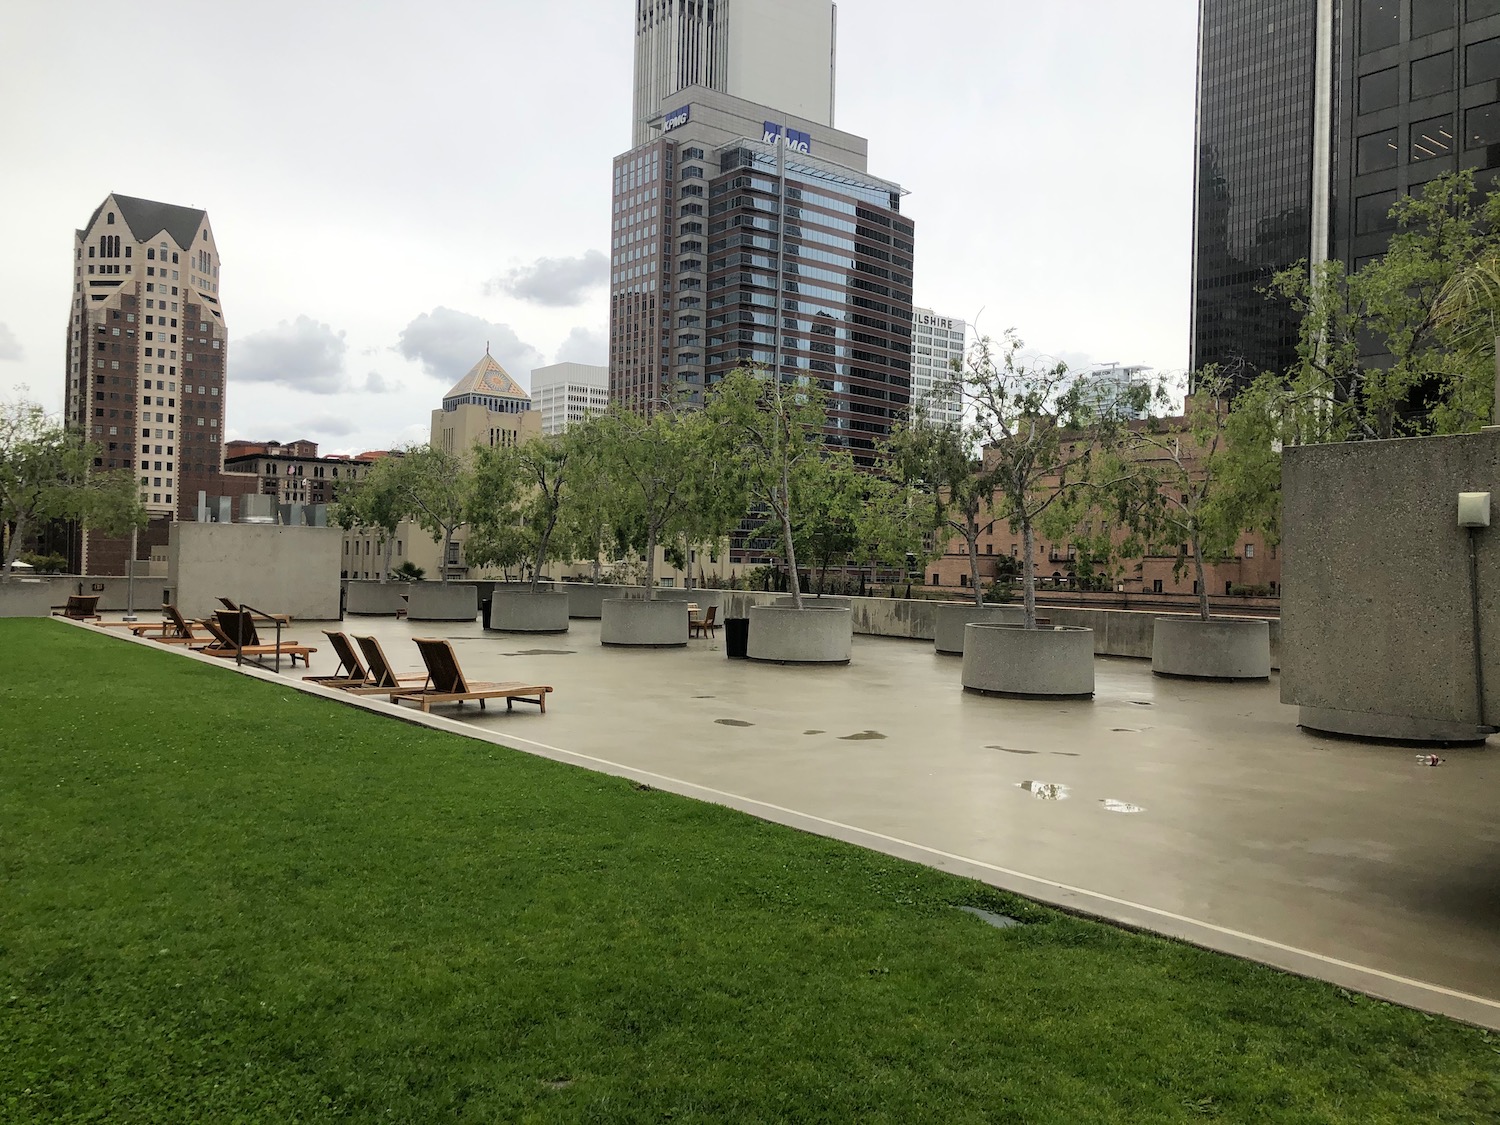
[689, 604, 718, 639]
[389, 637, 553, 714]
[146, 605, 215, 647]
[51, 595, 101, 621]
[202, 613, 316, 668]
[217, 596, 292, 625]
[344, 635, 431, 696]
[302, 631, 371, 686]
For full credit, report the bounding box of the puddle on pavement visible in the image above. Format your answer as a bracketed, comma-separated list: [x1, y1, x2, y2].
[1100, 799, 1145, 813]
[1018, 781, 1069, 800]
[1112, 728, 1139, 733]
[1051, 751, 1080, 757]
[693, 695, 716, 699]
[1130, 700, 1153, 707]
[715, 719, 754, 727]
[839, 730, 887, 741]
[803, 729, 825, 735]
[987, 745, 1037, 755]
[503, 649, 576, 657]
[956, 905, 1022, 930]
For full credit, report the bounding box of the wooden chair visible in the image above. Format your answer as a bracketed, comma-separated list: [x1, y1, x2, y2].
[302, 631, 373, 687]
[217, 596, 292, 625]
[344, 635, 431, 696]
[51, 595, 101, 621]
[146, 604, 215, 647]
[388, 638, 553, 714]
[202, 613, 316, 668]
[689, 604, 718, 639]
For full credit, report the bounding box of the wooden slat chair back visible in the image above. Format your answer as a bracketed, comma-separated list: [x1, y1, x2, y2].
[414, 638, 469, 694]
[164, 604, 197, 639]
[327, 632, 369, 681]
[353, 635, 416, 689]
[53, 594, 101, 620]
[216, 609, 262, 648]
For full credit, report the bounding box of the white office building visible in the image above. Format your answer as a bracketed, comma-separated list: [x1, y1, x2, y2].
[631, 0, 838, 146]
[530, 362, 609, 435]
[910, 308, 966, 428]
[1073, 362, 1154, 420]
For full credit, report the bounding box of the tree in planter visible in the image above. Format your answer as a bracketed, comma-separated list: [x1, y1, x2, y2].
[331, 455, 407, 583]
[1096, 367, 1281, 622]
[556, 415, 614, 585]
[467, 435, 573, 593]
[592, 406, 726, 601]
[388, 445, 472, 585]
[791, 451, 863, 597]
[1, 396, 146, 577]
[665, 411, 748, 595]
[950, 333, 1125, 629]
[885, 405, 999, 606]
[705, 368, 830, 610]
[850, 462, 939, 596]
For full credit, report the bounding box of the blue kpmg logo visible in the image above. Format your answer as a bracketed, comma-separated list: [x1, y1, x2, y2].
[663, 105, 691, 131]
[762, 121, 812, 154]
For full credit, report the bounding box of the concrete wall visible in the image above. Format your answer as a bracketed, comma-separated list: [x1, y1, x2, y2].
[1281, 431, 1500, 735]
[0, 575, 175, 617]
[169, 523, 343, 622]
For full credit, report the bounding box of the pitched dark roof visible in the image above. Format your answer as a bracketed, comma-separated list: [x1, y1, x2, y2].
[86, 194, 207, 248]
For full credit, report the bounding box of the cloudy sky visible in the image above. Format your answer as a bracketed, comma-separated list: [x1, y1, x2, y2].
[0, 0, 1197, 455]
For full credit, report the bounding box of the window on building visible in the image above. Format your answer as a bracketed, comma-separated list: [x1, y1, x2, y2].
[930, 573, 940, 586]
[1472, 0, 1500, 21]
[1357, 127, 1399, 171]
[1411, 51, 1455, 99]
[1414, 3, 1455, 36]
[1468, 36, 1500, 83]
[1358, 67, 1400, 113]
[1410, 114, 1455, 160]
[1246, 543, 1256, 559]
[1153, 579, 1164, 593]
[1361, 0, 1400, 52]
[1356, 189, 1399, 233]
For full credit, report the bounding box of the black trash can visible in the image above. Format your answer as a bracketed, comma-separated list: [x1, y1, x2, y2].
[480, 598, 493, 630]
[724, 617, 750, 659]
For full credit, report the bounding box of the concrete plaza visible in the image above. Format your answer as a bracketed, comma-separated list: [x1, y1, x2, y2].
[111, 612, 1500, 1028]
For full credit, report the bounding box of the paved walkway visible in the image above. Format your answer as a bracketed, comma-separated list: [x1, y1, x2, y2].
[124, 613, 1500, 1027]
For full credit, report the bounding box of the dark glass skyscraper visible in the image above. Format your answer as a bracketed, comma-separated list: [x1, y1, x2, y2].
[1193, 0, 1500, 386]
[1191, 1, 1322, 383]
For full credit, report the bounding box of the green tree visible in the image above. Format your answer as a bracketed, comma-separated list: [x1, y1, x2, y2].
[389, 445, 472, 585]
[331, 456, 407, 582]
[1, 397, 146, 577]
[556, 415, 614, 584]
[705, 368, 829, 609]
[791, 451, 863, 596]
[1099, 367, 1281, 621]
[951, 333, 1121, 628]
[591, 406, 722, 601]
[1267, 170, 1500, 441]
[885, 406, 997, 606]
[467, 435, 572, 592]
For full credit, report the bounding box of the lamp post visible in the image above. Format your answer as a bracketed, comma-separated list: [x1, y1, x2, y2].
[123, 524, 138, 622]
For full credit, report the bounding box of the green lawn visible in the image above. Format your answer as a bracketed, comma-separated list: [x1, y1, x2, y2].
[1, 620, 1496, 1123]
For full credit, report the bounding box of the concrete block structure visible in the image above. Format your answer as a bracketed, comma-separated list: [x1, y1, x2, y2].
[1281, 430, 1500, 742]
[168, 522, 342, 621]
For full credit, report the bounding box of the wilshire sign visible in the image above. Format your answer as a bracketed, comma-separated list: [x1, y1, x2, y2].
[762, 121, 812, 154]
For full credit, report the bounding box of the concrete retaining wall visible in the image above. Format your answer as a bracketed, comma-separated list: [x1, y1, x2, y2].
[0, 575, 172, 617]
[405, 583, 478, 621]
[169, 523, 343, 621]
[1282, 431, 1500, 740]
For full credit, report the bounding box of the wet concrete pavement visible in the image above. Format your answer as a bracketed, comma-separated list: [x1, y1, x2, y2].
[119, 614, 1500, 1026]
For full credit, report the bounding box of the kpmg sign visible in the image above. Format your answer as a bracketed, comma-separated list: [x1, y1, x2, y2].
[663, 105, 691, 131]
[762, 121, 812, 154]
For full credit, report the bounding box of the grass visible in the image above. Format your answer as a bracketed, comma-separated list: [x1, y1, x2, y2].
[1, 619, 1497, 1123]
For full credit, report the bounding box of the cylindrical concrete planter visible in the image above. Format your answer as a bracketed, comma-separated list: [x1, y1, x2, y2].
[933, 603, 1024, 655]
[344, 581, 407, 616]
[599, 598, 688, 648]
[1152, 617, 1271, 680]
[773, 595, 852, 611]
[747, 605, 853, 665]
[405, 583, 478, 622]
[565, 584, 609, 619]
[962, 624, 1095, 699]
[486, 591, 570, 634]
[1296, 705, 1491, 745]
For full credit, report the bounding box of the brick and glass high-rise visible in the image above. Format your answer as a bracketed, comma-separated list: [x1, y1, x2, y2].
[64, 193, 230, 572]
[610, 1, 916, 465]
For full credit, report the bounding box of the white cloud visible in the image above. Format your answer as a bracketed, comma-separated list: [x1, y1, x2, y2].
[232, 315, 348, 393]
[362, 370, 402, 394]
[483, 251, 608, 307]
[396, 307, 545, 383]
[555, 325, 608, 366]
[292, 413, 361, 438]
[0, 322, 22, 362]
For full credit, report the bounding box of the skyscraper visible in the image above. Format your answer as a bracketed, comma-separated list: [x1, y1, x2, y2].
[1191, 1, 1500, 385]
[910, 308, 965, 428]
[64, 193, 230, 573]
[631, 0, 838, 147]
[530, 362, 610, 434]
